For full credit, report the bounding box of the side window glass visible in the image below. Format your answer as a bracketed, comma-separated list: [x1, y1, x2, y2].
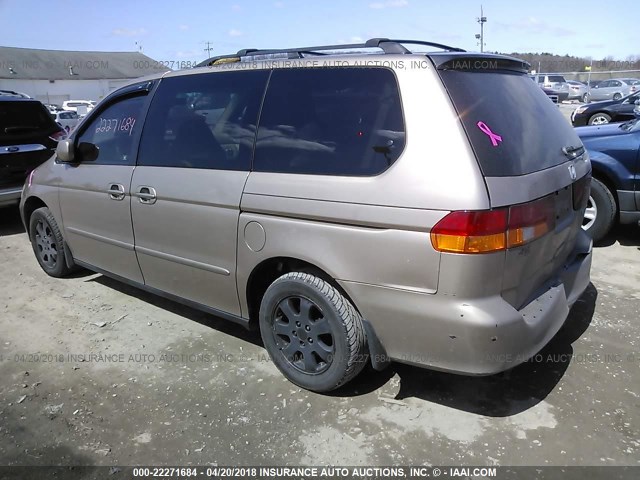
[75, 95, 145, 165]
[137, 70, 270, 170]
[254, 68, 406, 176]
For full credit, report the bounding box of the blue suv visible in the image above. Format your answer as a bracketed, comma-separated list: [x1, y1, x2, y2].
[576, 119, 640, 240]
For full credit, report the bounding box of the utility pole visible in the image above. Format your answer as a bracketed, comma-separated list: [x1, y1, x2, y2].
[476, 5, 487, 52]
[204, 41, 214, 58]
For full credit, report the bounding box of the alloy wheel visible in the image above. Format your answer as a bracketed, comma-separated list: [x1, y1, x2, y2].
[34, 219, 58, 269]
[270, 296, 334, 374]
[582, 195, 597, 231]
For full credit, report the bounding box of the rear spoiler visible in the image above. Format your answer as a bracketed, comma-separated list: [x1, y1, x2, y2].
[430, 53, 530, 74]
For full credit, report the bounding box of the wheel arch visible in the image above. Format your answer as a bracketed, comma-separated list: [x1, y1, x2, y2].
[244, 256, 390, 370]
[22, 196, 49, 240]
[245, 256, 359, 326]
[588, 110, 611, 122]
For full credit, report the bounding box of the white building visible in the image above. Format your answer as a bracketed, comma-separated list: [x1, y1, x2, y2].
[0, 46, 169, 105]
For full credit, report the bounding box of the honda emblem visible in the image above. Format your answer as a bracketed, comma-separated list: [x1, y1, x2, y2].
[568, 163, 577, 181]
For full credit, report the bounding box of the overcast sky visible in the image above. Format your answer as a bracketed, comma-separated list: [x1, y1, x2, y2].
[1, 0, 637, 61]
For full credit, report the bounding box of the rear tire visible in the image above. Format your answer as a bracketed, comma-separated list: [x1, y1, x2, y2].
[613, 93, 622, 101]
[29, 207, 72, 278]
[259, 272, 367, 392]
[581, 93, 589, 103]
[583, 178, 616, 242]
[588, 113, 611, 125]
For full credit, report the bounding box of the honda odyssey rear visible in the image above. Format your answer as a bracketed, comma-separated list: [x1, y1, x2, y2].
[20, 38, 592, 392]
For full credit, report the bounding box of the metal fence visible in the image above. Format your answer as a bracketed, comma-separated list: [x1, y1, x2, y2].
[555, 69, 640, 83]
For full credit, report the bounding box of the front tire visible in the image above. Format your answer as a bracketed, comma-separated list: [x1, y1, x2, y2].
[259, 272, 367, 392]
[29, 207, 72, 278]
[583, 178, 616, 242]
[588, 113, 611, 125]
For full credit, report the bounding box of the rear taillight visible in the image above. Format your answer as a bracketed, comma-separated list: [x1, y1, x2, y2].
[49, 130, 66, 141]
[431, 209, 508, 253]
[431, 195, 557, 254]
[572, 175, 591, 210]
[507, 195, 555, 248]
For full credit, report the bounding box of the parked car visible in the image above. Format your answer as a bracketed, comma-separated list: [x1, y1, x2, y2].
[0, 94, 65, 207]
[0, 89, 31, 99]
[62, 100, 95, 115]
[52, 110, 80, 133]
[45, 104, 65, 113]
[576, 119, 640, 241]
[567, 80, 588, 103]
[586, 78, 640, 102]
[529, 73, 570, 102]
[571, 91, 640, 126]
[20, 38, 592, 392]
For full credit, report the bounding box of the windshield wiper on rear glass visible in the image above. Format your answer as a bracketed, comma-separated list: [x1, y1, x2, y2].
[562, 145, 585, 159]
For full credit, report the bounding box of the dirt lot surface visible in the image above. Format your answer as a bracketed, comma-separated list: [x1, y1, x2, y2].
[1, 203, 639, 469]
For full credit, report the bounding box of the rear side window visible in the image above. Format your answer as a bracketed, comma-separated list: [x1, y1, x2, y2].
[254, 68, 405, 176]
[138, 70, 269, 170]
[0, 101, 58, 141]
[439, 70, 581, 177]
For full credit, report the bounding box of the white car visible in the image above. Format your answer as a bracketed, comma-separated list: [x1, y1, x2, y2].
[52, 110, 80, 132]
[62, 100, 95, 116]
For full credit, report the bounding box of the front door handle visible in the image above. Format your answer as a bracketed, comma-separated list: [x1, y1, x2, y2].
[107, 184, 125, 201]
[136, 186, 157, 205]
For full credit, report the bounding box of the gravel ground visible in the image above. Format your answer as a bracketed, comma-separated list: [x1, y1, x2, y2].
[1, 131, 639, 468]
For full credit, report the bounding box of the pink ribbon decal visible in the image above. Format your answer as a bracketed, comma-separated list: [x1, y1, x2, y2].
[476, 121, 503, 147]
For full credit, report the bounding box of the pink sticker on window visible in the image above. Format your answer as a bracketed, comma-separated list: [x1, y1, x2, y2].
[477, 121, 503, 147]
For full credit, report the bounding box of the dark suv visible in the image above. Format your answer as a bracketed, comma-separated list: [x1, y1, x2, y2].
[0, 93, 65, 207]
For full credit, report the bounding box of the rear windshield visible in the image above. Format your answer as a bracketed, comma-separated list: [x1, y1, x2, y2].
[547, 75, 566, 83]
[439, 70, 581, 177]
[0, 101, 58, 140]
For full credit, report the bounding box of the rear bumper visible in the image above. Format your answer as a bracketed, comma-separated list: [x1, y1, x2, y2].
[340, 230, 593, 375]
[0, 186, 22, 207]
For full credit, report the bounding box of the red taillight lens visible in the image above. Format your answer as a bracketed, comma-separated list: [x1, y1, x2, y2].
[572, 175, 591, 210]
[431, 195, 557, 254]
[507, 195, 555, 248]
[431, 209, 508, 253]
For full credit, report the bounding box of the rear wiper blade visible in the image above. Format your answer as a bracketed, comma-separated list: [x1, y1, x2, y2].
[562, 145, 585, 159]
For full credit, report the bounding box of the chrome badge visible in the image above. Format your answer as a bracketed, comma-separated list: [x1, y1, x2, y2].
[568, 163, 577, 181]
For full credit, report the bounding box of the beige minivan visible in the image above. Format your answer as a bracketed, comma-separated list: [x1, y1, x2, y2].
[20, 39, 593, 392]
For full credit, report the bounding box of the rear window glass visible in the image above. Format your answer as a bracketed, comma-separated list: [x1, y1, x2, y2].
[439, 70, 581, 177]
[254, 68, 405, 176]
[547, 75, 566, 83]
[0, 101, 57, 139]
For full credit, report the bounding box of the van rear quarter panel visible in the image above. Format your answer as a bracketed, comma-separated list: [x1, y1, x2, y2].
[237, 60, 490, 317]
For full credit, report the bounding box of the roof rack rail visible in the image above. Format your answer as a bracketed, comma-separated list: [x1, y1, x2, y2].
[196, 37, 465, 67]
